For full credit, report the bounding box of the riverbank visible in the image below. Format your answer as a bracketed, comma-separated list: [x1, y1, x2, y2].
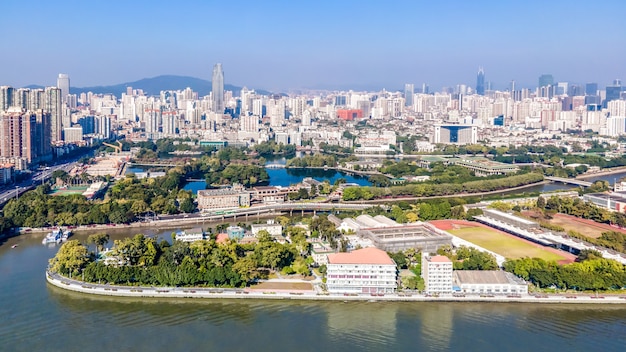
[346, 180, 551, 204]
[46, 271, 626, 304]
[21, 211, 283, 235]
[577, 166, 626, 179]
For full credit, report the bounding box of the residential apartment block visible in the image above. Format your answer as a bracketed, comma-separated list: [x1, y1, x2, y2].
[422, 255, 453, 294]
[326, 247, 397, 294]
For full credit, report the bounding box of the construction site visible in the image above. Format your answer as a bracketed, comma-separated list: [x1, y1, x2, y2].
[83, 141, 133, 178]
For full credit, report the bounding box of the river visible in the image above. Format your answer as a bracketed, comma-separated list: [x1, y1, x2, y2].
[131, 158, 626, 195]
[1, 232, 625, 351]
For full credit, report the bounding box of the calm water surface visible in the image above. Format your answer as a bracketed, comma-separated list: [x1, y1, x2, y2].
[1, 232, 625, 352]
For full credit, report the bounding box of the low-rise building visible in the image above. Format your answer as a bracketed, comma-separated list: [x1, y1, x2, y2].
[251, 220, 284, 242]
[453, 270, 528, 295]
[310, 242, 334, 266]
[197, 184, 251, 211]
[226, 226, 246, 240]
[422, 255, 453, 294]
[326, 247, 397, 294]
[175, 228, 207, 242]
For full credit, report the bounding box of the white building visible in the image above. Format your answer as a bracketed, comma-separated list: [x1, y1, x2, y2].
[422, 255, 453, 294]
[453, 271, 528, 295]
[251, 221, 283, 241]
[326, 247, 397, 294]
[310, 242, 334, 266]
[175, 228, 207, 242]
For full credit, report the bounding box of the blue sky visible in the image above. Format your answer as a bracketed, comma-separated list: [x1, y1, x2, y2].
[1, 0, 625, 92]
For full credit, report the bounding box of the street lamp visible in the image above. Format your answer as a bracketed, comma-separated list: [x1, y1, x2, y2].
[15, 186, 19, 200]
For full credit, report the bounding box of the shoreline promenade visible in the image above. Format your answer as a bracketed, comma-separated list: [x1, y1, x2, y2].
[47, 271, 626, 304]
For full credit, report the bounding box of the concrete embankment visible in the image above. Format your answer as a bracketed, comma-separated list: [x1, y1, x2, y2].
[46, 272, 626, 304]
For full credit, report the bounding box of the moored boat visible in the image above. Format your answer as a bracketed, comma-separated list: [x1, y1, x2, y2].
[42, 229, 62, 244]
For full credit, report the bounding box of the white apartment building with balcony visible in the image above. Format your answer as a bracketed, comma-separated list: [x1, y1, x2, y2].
[422, 254, 453, 294]
[326, 247, 397, 294]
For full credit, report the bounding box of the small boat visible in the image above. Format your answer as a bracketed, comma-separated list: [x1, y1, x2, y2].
[42, 229, 62, 244]
[61, 230, 72, 241]
[11, 244, 18, 249]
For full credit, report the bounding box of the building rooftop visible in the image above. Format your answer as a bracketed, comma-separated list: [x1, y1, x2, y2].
[428, 255, 451, 263]
[328, 247, 395, 265]
[483, 208, 537, 226]
[453, 270, 526, 285]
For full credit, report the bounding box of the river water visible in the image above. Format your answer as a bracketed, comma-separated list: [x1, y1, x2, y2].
[1, 233, 625, 352]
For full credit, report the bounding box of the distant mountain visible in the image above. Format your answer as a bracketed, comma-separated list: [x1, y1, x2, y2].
[65, 75, 271, 97]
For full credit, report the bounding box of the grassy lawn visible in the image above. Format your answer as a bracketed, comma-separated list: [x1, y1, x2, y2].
[448, 227, 567, 262]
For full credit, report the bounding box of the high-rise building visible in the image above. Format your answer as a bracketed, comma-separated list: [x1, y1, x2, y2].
[476, 68, 485, 95]
[212, 63, 224, 113]
[44, 87, 63, 143]
[605, 84, 622, 107]
[585, 83, 598, 96]
[0, 107, 51, 167]
[95, 115, 111, 139]
[57, 74, 70, 103]
[0, 86, 15, 111]
[538, 74, 554, 88]
[433, 124, 477, 144]
[404, 83, 414, 107]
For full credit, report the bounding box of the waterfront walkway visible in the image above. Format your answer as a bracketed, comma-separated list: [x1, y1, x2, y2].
[47, 271, 626, 304]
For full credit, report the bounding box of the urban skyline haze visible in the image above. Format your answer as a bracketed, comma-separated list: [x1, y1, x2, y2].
[1, 0, 625, 91]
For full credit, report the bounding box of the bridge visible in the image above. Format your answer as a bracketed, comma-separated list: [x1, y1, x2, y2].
[265, 163, 286, 169]
[193, 202, 379, 221]
[127, 162, 182, 168]
[544, 176, 592, 187]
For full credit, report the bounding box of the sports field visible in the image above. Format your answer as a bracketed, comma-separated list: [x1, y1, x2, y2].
[544, 214, 626, 239]
[50, 186, 88, 196]
[431, 220, 574, 263]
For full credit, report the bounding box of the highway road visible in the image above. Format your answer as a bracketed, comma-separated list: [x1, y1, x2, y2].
[0, 161, 77, 207]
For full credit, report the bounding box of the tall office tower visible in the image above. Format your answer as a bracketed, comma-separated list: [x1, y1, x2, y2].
[212, 63, 224, 113]
[404, 84, 414, 107]
[585, 83, 598, 96]
[556, 82, 569, 95]
[44, 87, 63, 142]
[57, 74, 70, 103]
[422, 83, 429, 94]
[605, 85, 622, 107]
[0, 86, 15, 111]
[476, 68, 485, 95]
[538, 74, 554, 88]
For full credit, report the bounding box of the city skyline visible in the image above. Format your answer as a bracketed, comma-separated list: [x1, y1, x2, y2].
[1, 0, 625, 91]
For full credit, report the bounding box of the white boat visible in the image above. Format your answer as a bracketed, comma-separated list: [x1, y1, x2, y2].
[61, 230, 72, 241]
[42, 229, 62, 244]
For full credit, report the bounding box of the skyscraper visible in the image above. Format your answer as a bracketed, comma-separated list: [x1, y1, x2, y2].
[44, 87, 63, 142]
[538, 74, 554, 88]
[212, 63, 224, 113]
[404, 84, 414, 107]
[476, 68, 485, 95]
[57, 74, 70, 103]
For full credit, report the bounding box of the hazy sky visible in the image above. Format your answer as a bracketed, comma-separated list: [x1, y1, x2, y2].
[1, 0, 625, 92]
